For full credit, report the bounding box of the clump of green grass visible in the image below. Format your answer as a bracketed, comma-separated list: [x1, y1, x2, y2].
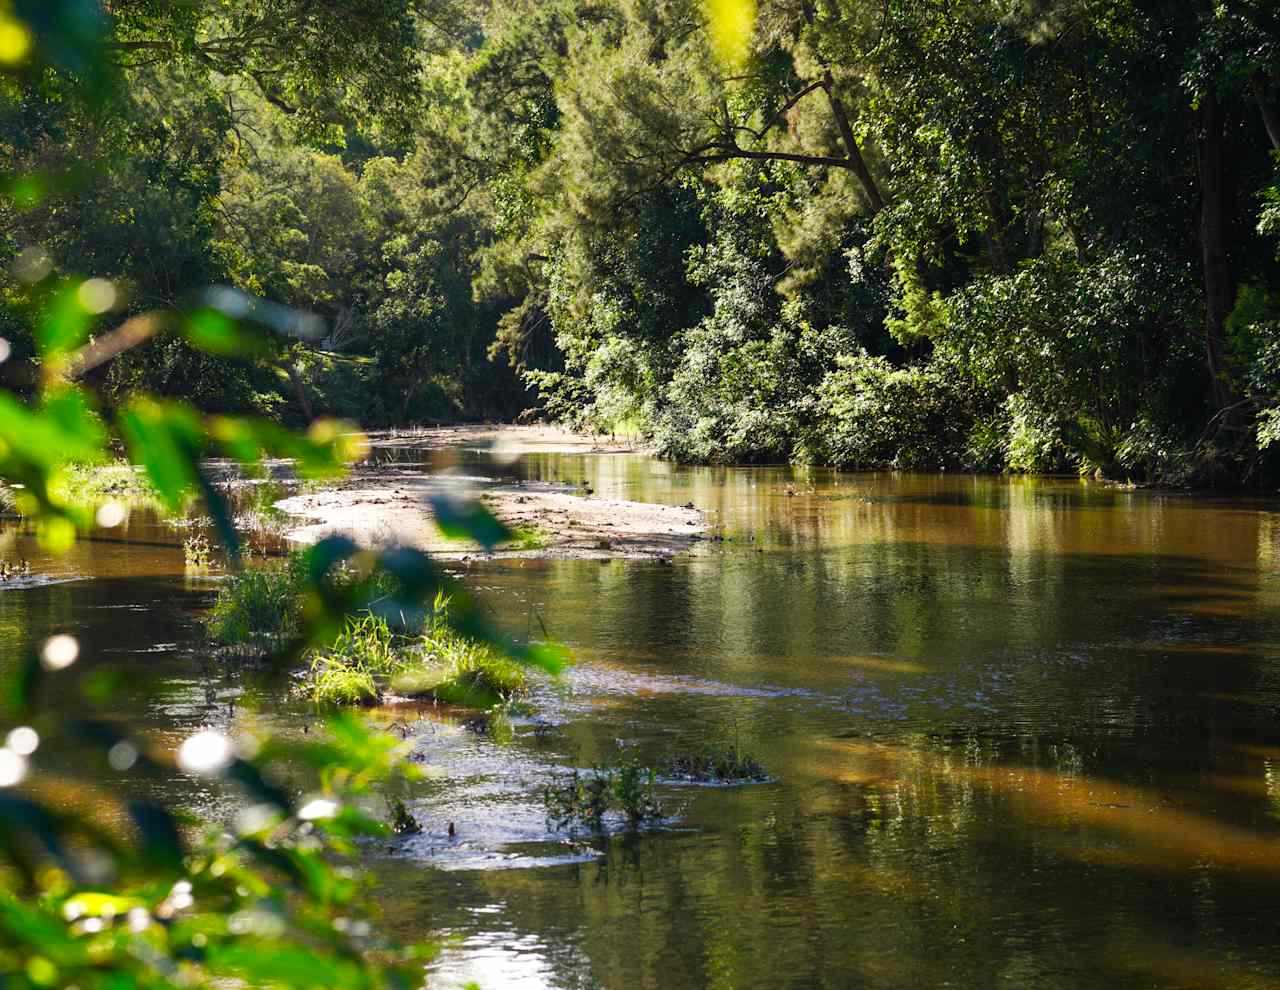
[543, 754, 662, 830]
[308, 614, 402, 706]
[306, 595, 531, 710]
[0, 484, 14, 514]
[504, 524, 552, 551]
[208, 554, 307, 648]
[311, 662, 380, 707]
[208, 553, 542, 710]
[389, 623, 529, 707]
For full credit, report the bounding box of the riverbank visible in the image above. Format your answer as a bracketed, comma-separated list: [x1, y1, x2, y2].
[273, 425, 708, 560]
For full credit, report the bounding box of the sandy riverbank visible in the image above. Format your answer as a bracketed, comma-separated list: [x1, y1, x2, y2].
[273, 425, 707, 560]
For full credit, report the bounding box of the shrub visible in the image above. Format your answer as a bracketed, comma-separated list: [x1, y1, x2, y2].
[812, 352, 976, 469]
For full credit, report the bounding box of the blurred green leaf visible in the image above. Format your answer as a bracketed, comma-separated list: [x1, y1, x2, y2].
[126, 803, 185, 874]
[183, 308, 278, 358]
[224, 759, 294, 814]
[208, 944, 364, 989]
[0, 173, 43, 209]
[210, 416, 357, 480]
[0, 386, 105, 471]
[12, 0, 108, 80]
[429, 494, 511, 550]
[0, 891, 88, 968]
[38, 282, 95, 357]
[117, 398, 204, 511]
[3, 652, 41, 719]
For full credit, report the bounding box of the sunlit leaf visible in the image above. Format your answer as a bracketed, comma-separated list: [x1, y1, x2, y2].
[38, 282, 96, 357]
[208, 944, 364, 988]
[703, 0, 756, 68]
[1, 172, 42, 208]
[210, 416, 358, 480]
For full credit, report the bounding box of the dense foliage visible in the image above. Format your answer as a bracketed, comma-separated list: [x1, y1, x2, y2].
[4, 1, 1280, 480]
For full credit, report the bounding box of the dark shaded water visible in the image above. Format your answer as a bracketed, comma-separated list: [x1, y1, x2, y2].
[5, 449, 1280, 988]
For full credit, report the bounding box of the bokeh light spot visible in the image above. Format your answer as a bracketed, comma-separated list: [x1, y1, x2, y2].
[177, 730, 233, 775]
[40, 634, 79, 670]
[76, 278, 117, 314]
[5, 726, 38, 756]
[0, 748, 28, 787]
[95, 500, 126, 528]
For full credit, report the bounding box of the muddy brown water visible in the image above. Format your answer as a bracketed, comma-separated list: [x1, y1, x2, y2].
[5, 446, 1280, 989]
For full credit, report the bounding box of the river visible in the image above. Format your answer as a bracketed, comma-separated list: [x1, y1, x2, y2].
[5, 439, 1280, 989]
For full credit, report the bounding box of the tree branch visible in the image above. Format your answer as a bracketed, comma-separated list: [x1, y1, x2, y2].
[819, 72, 885, 213]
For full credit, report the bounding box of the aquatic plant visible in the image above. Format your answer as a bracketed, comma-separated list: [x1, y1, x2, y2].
[303, 593, 536, 710]
[208, 554, 308, 647]
[391, 629, 530, 707]
[544, 755, 663, 829]
[311, 659, 381, 706]
[183, 532, 214, 569]
[663, 741, 768, 783]
[307, 614, 402, 706]
[387, 796, 423, 835]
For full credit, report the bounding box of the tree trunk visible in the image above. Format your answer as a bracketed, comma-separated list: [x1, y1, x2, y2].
[1195, 91, 1237, 414]
[1252, 74, 1280, 151]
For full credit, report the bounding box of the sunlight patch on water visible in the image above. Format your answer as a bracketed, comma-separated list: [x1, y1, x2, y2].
[428, 926, 566, 990]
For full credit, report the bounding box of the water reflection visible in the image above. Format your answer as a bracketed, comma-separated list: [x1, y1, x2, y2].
[8, 450, 1280, 988]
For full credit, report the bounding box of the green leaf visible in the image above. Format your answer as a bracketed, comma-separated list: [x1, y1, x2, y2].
[182, 308, 277, 358]
[224, 759, 293, 814]
[37, 282, 95, 357]
[4, 651, 41, 719]
[429, 494, 511, 550]
[210, 415, 356, 480]
[208, 944, 364, 989]
[0, 386, 105, 473]
[117, 398, 204, 511]
[305, 536, 360, 585]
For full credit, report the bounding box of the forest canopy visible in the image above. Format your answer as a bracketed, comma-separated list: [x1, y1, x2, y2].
[3, 0, 1280, 484]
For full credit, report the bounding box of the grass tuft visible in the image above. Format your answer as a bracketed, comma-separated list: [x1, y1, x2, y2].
[504, 524, 552, 551]
[208, 555, 307, 647]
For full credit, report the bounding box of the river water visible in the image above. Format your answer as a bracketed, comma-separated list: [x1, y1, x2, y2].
[5, 443, 1280, 989]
